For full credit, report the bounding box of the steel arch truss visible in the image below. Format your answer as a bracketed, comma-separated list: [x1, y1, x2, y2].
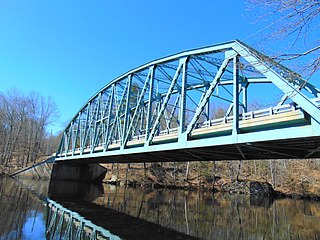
[56, 40, 320, 162]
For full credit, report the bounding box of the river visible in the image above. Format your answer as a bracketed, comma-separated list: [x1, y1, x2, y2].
[0, 177, 319, 240]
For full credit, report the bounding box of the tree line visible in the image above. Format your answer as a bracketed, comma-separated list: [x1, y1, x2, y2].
[0, 89, 60, 170]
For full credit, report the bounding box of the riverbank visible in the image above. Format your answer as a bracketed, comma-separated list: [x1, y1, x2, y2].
[0, 155, 53, 177]
[101, 159, 320, 200]
[3, 157, 320, 200]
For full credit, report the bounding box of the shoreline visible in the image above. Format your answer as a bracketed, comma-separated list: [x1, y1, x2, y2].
[103, 177, 320, 201]
[2, 158, 320, 201]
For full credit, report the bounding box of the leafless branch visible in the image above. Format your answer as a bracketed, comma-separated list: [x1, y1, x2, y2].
[274, 45, 320, 61]
[246, 0, 320, 78]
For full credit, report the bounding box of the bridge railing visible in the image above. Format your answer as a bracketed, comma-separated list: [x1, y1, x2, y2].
[196, 103, 298, 129]
[60, 102, 306, 157]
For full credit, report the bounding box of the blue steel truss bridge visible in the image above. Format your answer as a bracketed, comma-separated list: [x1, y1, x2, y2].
[56, 40, 320, 164]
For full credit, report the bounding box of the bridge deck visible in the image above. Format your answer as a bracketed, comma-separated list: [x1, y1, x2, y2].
[56, 104, 320, 163]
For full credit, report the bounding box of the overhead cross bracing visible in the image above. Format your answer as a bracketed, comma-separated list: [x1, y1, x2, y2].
[55, 40, 320, 164]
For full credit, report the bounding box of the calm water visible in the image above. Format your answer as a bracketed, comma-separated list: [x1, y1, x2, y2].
[0, 177, 320, 240]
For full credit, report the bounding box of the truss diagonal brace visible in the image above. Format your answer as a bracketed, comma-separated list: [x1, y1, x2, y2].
[91, 93, 102, 152]
[186, 57, 232, 135]
[147, 57, 187, 144]
[71, 116, 80, 156]
[103, 85, 115, 151]
[81, 103, 91, 152]
[123, 66, 154, 146]
[145, 66, 155, 141]
[122, 75, 132, 145]
[233, 42, 320, 124]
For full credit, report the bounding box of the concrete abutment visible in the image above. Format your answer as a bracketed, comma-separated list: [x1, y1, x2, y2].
[50, 162, 107, 183]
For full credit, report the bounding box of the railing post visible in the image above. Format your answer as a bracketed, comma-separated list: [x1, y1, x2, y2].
[205, 86, 210, 121]
[242, 82, 248, 114]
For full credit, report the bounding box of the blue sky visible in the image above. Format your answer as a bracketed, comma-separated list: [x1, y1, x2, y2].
[0, 1, 318, 135]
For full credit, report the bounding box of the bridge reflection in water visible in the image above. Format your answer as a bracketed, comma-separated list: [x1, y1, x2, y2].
[47, 180, 320, 240]
[46, 199, 121, 240]
[47, 180, 198, 240]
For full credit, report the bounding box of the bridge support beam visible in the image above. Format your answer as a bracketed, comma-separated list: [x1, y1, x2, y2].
[50, 162, 107, 183]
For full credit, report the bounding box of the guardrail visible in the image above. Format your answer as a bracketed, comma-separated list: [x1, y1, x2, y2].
[59, 102, 308, 157]
[201, 103, 297, 128]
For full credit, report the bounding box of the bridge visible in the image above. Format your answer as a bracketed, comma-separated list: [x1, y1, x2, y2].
[53, 40, 320, 175]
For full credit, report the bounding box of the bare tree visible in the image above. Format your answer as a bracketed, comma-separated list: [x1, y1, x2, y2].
[0, 89, 59, 170]
[0, 89, 27, 166]
[246, 0, 320, 78]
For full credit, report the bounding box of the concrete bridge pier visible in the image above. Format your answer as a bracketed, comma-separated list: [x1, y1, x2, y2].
[50, 162, 107, 184]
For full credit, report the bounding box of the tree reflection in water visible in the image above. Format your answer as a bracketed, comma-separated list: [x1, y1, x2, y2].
[90, 185, 320, 240]
[1, 178, 320, 240]
[0, 178, 46, 240]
